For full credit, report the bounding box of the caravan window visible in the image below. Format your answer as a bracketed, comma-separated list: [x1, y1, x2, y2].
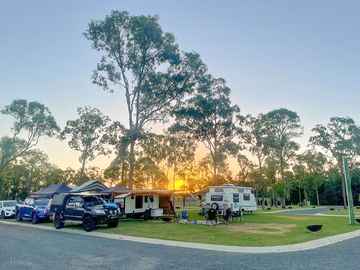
[243, 194, 250, 201]
[144, 195, 154, 203]
[233, 193, 239, 203]
[135, 195, 143, 209]
[211, 195, 223, 201]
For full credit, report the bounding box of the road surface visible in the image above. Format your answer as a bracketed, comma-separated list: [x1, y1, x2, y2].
[1, 222, 360, 270]
[271, 206, 344, 215]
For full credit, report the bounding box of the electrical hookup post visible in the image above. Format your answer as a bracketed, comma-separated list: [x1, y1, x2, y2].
[342, 156, 356, 225]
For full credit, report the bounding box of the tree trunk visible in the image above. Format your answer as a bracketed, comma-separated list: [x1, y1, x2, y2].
[79, 158, 86, 180]
[121, 161, 125, 184]
[280, 155, 286, 208]
[339, 163, 347, 209]
[128, 138, 136, 189]
[173, 164, 176, 191]
[315, 184, 320, 206]
[304, 189, 308, 206]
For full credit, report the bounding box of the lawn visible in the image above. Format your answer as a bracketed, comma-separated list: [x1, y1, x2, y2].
[6, 210, 360, 246]
[100, 212, 359, 246]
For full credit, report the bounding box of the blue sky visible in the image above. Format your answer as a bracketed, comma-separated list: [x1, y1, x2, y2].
[0, 0, 359, 170]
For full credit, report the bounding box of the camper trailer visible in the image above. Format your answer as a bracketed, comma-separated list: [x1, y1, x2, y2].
[114, 190, 175, 219]
[202, 184, 257, 215]
[237, 186, 257, 212]
[204, 184, 241, 216]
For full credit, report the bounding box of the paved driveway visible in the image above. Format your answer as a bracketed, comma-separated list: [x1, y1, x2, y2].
[271, 206, 344, 215]
[1, 222, 360, 270]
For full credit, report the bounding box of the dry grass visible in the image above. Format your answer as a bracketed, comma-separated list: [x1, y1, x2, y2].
[226, 223, 296, 234]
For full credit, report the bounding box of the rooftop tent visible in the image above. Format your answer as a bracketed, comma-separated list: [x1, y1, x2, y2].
[70, 180, 108, 193]
[31, 183, 72, 197]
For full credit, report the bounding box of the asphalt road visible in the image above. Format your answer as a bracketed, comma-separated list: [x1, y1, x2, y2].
[279, 206, 344, 215]
[1, 222, 360, 270]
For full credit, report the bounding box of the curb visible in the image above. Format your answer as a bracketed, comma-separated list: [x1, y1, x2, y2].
[1, 220, 360, 254]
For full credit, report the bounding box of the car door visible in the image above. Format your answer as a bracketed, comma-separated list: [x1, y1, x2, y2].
[25, 198, 34, 218]
[63, 197, 76, 220]
[21, 199, 29, 218]
[73, 197, 85, 221]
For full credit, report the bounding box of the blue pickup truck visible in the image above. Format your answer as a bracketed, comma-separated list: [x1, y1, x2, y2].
[16, 197, 51, 224]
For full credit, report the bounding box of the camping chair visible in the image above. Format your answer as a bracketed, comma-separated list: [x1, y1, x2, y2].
[217, 208, 233, 224]
[206, 208, 217, 225]
[181, 210, 189, 220]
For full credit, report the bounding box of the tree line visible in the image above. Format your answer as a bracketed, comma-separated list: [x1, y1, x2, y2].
[1, 11, 360, 208]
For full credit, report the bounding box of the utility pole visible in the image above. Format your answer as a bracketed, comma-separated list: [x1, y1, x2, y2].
[342, 156, 356, 225]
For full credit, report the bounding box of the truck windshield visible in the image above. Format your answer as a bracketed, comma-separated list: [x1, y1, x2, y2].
[3, 201, 17, 207]
[34, 198, 50, 206]
[84, 197, 103, 207]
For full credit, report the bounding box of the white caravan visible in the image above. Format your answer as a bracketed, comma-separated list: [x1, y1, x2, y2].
[114, 190, 174, 219]
[203, 184, 257, 214]
[204, 184, 241, 215]
[236, 186, 257, 212]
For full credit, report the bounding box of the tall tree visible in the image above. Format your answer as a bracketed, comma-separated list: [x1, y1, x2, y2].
[242, 114, 271, 209]
[297, 149, 327, 206]
[236, 154, 255, 183]
[165, 131, 196, 190]
[0, 99, 59, 175]
[61, 107, 115, 179]
[265, 108, 303, 207]
[310, 117, 360, 208]
[171, 76, 240, 183]
[85, 11, 206, 188]
[137, 133, 168, 188]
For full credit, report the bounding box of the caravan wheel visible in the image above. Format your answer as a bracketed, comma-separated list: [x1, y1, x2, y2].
[211, 203, 219, 210]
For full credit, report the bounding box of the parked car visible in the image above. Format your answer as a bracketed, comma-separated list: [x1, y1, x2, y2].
[16, 197, 51, 224]
[0, 200, 17, 219]
[50, 193, 120, 232]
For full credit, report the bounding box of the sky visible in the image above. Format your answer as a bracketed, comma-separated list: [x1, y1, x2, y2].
[0, 0, 359, 172]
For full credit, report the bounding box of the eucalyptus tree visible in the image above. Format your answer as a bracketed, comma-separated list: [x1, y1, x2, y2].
[265, 108, 303, 207]
[241, 114, 271, 209]
[165, 131, 196, 190]
[297, 150, 327, 206]
[0, 99, 59, 175]
[136, 132, 169, 188]
[310, 117, 360, 207]
[236, 154, 255, 183]
[85, 11, 206, 188]
[171, 76, 240, 183]
[61, 106, 114, 179]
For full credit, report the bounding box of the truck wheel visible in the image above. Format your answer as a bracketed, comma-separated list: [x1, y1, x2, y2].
[1, 211, 5, 219]
[16, 212, 23, 222]
[211, 203, 219, 210]
[107, 219, 119, 228]
[31, 213, 38, 224]
[83, 216, 96, 232]
[54, 214, 64, 229]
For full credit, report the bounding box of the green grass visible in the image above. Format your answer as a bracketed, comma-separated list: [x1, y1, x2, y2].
[6, 210, 360, 246]
[99, 211, 359, 246]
